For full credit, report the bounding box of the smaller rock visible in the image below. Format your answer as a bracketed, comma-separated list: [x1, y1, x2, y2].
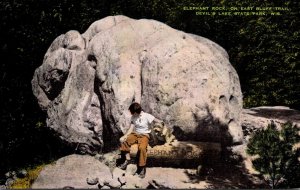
[5, 178, 14, 187]
[107, 179, 121, 189]
[11, 171, 16, 177]
[101, 185, 111, 189]
[126, 164, 137, 175]
[97, 180, 105, 189]
[118, 175, 126, 186]
[0, 185, 6, 189]
[112, 167, 125, 179]
[4, 172, 10, 179]
[112, 167, 126, 186]
[5, 171, 16, 179]
[86, 177, 99, 185]
[94, 153, 103, 160]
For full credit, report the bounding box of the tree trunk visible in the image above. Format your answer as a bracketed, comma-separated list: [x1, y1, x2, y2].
[129, 141, 221, 168]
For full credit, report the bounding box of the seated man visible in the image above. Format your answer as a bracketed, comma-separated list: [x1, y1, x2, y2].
[118, 102, 163, 178]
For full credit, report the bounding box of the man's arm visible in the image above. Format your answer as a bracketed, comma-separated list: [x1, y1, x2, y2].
[124, 123, 134, 136]
[120, 123, 134, 142]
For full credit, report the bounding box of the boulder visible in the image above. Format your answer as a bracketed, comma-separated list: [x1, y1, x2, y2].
[31, 154, 112, 189]
[126, 164, 138, 176]
[86, 177, 99, 185]
[4, 171, 16, 179]
[241, 106, 300, 142]
[32, 15, 243, 153]
[5, 178, 14, 188]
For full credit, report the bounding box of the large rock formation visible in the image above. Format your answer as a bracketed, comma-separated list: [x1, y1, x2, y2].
[31, 154, 113, 189]
[31, 154, 212, 189]
[32, 15, 243, 154]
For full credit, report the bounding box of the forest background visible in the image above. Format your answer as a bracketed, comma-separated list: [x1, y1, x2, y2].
[0, 0, 299, 181]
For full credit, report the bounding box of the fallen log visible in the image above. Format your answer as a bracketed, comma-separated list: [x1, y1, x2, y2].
[129, 141, 221, 168]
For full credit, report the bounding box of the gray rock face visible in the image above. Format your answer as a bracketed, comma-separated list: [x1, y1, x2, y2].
[31, 154, 112, 189]
[32, 15, 243, 153]
[241, 106, 300, 142]
[31, 154, 211, 189]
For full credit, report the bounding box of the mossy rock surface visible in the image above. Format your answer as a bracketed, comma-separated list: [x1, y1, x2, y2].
[10, 164, 46, 189]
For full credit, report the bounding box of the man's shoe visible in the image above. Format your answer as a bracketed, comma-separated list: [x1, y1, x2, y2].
[118, 160, 130, 170]
[138, 167, 146, 178]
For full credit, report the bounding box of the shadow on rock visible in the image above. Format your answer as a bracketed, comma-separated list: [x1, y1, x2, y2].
[184, 152, 268, 189]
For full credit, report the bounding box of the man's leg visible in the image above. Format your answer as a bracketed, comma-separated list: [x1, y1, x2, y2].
[137, 134, 149, 167]
[119, 133, 137, 170]
[136, 134, 149, 178]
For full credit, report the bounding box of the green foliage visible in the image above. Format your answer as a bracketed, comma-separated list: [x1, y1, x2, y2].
[232, 2, 300, 108]
[246, 121, 300, 188]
